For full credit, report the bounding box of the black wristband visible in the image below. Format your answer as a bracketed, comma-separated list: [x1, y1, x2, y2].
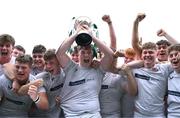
[108, 21, 112, 24]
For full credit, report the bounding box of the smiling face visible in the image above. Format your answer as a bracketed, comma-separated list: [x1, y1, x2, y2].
[12, 48, 25, 58]
[156, 40, 171, 62]
[157, 44, 168, 61]
[71, 52, 79, 63]
[141, 42, 157, 68]
[32, 44, 46, 70]
[141, 49, 157, 68]
[32, 53, 45, 69]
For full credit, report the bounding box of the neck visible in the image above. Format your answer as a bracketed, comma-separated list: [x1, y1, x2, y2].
[52, 68, 61, 75]
[144, 63, 155, 69]
[79, 63, 90, 68]
[175, 69, 180, 73]
[0, 57, 11, 64]
[158, 58, 168, 62]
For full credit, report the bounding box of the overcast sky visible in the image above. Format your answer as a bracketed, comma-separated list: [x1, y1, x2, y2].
[0, 0, 180, 54]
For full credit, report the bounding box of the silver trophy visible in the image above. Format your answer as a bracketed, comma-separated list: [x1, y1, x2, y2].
[74, 16, 93, 46]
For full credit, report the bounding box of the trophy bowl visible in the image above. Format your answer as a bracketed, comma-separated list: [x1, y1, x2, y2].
[75, 31, 92, 46]
[74, 16, 93, 46]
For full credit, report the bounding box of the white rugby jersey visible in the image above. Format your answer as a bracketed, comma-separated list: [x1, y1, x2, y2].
[0, 74, 42, 117]
[60, 60, 105, 117]
[168, 71, 180, 117]
[29, 70, 65, 118]
[99, 72, 126, 118]
[133, 64, 172, 117]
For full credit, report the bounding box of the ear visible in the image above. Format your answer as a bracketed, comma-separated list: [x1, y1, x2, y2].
[11, 46, 14, 53]
[155, 51, 158, 57]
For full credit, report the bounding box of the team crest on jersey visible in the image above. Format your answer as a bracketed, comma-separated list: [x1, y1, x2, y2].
[101, 85, 109, 89]
[69, 79, 86, 86]
[50, 83, 64, 91]
[135, 73, 150, 80]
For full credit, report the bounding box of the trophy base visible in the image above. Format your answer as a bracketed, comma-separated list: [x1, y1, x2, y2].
[75, 33, 92, 46]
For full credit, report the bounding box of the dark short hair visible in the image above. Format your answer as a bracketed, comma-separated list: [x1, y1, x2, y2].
[16, 54, 33, 67]
[79, 45, 92, 50]
[44, 49, 57, 61]
[68, 46, 80, 54]
[14, 45, 26, 53]
[156, 40, 171, 46]
[0, 34, 15, 46]
[79, 44, 97, 58]
[32, 44, 46, 54]
[168, 43, 180, 54]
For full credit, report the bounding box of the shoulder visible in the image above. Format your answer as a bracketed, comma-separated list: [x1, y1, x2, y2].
[36, 72, 50, 79]
[64, 60, 77, 72]
[29, 74, 37, 81]
[0, 74, 9, 82]
[10, 56, 16, 64]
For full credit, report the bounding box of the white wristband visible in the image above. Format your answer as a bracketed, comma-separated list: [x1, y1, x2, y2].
[33, 96, 40, 103]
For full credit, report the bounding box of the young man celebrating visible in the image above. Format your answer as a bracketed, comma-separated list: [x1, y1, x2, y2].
[0, 34, 16, 75]
[0, 54, 49, 117]
[56, 22, 113, 117]
[128, 42, 172, 117]
[167, 44, 180, 117]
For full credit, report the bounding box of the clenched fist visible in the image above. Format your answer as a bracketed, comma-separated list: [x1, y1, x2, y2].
[102, 15, 112, 24]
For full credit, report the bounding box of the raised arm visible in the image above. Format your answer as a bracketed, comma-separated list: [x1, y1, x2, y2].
[102, 15, 117, 50]
[91, 35, 114, 72]
[157, 29, 179, 44]
[132, 13, 145, 59]
[56, 32, 79, 68]
[102, 15, 118, 68]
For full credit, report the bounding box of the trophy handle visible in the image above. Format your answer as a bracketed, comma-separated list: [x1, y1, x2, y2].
[74, 16, 92, 29]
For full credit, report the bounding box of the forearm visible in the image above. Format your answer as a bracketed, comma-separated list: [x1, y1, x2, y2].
[18, 79, 43, 95]
[56, 34, 77, 67]
[56, 34, 77, 56]
[164, 33, 179, 44]
[126, 60, 144, 68]
[126, 71, 138, 96]
[108, 23, 117, 50]
[35, 93, 49, 110]
[93, 37, 114, 71]
[93, 36, 114, 57]
[132, 21, 139, 48]
[132, 21, 142, 59]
